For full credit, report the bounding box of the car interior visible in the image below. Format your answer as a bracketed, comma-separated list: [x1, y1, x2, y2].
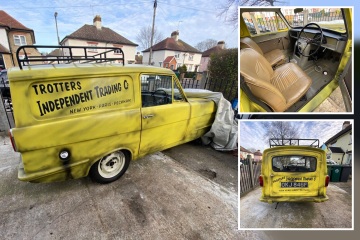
[240, 7, 352, 112]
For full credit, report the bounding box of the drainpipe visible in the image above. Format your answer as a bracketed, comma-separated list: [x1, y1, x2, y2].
[5, 27, 16, 67]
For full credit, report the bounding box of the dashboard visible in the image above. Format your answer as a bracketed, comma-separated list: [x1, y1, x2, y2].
[289, 27, 348, 53]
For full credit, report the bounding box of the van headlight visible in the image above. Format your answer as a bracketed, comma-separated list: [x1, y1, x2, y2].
[59, 149, 71, 161]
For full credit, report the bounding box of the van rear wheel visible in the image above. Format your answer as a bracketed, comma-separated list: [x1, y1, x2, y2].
[89, 151, 130, 184]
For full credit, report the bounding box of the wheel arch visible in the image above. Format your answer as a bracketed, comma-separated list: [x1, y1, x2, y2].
[85, 147, 134, 176]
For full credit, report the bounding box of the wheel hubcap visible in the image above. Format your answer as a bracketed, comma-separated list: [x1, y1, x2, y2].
[98, 152, 125, 178]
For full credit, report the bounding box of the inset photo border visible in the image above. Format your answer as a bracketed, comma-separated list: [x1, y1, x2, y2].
[238, 119, 354, 230]
[239, 6, 354, 114]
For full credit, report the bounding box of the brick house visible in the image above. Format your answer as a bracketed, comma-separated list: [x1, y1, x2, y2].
[240, 146, 254, 160]
[199, 41, 225, 72]
[0, 10, 40, 68]
[162, 56, 177, 70]
[142, 31, 201, 72]
[60, 15, 138, 64]
[253, 150, 263, 162]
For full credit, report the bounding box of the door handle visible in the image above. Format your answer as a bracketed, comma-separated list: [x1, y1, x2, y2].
[143, 114, 154, 119]
[270, 174, 274, 177]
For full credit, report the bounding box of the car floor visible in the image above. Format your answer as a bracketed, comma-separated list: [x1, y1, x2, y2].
[286, 58, 340, 112]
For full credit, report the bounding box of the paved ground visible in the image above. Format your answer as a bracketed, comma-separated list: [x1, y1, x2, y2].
[0, 135, 268, 240]
[313, 86, 346, 112]
[240, 181, 352, 229]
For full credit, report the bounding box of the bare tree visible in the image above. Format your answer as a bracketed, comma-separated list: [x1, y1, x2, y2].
[218, 0, 239, 26]
[240, 0, 287, 6]
[136, 26, 164, 51]
[218, 0, 288, 26]
[261, 121, 299, 146]
[195, 39, 218, 52]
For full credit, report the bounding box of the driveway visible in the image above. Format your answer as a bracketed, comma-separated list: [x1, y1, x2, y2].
[0, 136, 267, 240]
[240, 182, 352, 229]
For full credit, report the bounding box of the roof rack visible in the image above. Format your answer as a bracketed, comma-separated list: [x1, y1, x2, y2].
[269, 138, 320, 148]
[16, 45, 125, 70]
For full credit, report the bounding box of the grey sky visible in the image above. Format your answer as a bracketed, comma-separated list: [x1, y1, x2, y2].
[240, 120, 352, 152]
[0, 0, 238, 52]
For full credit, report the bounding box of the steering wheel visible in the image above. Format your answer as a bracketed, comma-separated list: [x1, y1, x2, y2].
[152, 89, 169, 105]
[297, 23, 323, 57]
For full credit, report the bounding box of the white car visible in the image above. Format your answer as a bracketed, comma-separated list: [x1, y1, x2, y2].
[326, 159, 337, 165]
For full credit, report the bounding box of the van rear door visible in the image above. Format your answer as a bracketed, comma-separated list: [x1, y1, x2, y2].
[269, 154, 320, 198]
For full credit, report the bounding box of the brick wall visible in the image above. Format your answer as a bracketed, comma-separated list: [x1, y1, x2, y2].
[8, 31, 41, 67]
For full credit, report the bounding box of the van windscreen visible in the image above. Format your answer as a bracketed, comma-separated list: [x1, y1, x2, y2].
[272, 155, 317, 172]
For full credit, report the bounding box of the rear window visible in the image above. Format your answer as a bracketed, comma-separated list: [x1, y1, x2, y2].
[272, 155, 317, 172]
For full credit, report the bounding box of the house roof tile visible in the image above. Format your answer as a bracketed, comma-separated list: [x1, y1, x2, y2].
[0, 10, 31, 30]
[329, 147, 345, 153]
[253, 150, 263, 156]
[202, 45, 224, 57]
[143, 37, 200, 53]
[64, 24, 138, 46]
[240, 146, 252, 153]
[163, 56, 175, 63]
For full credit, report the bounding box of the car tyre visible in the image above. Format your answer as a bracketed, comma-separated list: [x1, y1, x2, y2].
[89, 150, 130, 184]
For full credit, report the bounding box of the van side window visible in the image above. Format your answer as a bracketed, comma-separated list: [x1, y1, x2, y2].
[140, 74, 173, 107]
[272, 155, 317, 172]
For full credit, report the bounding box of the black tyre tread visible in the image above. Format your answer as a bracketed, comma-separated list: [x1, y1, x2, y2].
[89, 151, 130, 184]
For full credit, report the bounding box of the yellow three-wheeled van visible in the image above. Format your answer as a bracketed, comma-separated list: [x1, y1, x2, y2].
[259, 139, 329, 203]
[8, 46, 216, 184]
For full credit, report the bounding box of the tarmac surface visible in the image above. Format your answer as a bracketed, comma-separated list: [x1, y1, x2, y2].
[240, 181, 352, 229]
[0, 136, 268, 240]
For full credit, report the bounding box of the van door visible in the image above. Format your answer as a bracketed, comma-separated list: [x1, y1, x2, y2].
[139, 74, 190, 155]
[269, 154, 320, 197]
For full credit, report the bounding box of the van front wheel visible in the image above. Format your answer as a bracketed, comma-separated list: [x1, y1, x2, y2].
[89, 151, 130, 184]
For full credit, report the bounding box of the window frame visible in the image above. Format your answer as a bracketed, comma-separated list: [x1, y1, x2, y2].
[272, 155, 317, 172]
[14, 35, 26, 46]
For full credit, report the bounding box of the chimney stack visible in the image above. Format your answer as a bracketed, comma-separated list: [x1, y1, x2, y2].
[217, 41, 225, 49]
[342, 121, 350, 130]
[171, 31, 179, 41]
[93, 15, 102, 30]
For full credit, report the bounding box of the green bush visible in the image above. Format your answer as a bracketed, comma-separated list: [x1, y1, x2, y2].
[184, 72, 196, 78]
[208, 48, 238, 101]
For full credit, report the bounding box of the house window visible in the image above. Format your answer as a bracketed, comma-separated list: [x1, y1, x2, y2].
[114, 49, 122, 55]
[188, 65, 192, 71]
[188, 54, 194, 61]
[175, 53, 180, 59]
[14, 35, 26, 46]
[165, 63, 169, 68]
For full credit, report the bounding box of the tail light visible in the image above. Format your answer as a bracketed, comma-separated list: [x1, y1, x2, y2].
[8, 129, 17, 152]
[259, 175, 264, 187]
[325, 175, 330, 187]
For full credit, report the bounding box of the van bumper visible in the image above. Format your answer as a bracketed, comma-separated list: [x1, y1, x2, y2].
[18, 159, 90, 183]
[260, 195, 329, 204]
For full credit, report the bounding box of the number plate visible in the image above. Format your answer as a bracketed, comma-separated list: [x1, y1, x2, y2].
[281, 182, 308, 188]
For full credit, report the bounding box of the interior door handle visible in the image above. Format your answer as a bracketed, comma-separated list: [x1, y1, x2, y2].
[143, 114, 154, 119]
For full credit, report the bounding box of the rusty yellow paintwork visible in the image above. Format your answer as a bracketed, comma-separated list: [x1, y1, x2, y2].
[9, 64, 216, 183]
[260, 146, 329, 203]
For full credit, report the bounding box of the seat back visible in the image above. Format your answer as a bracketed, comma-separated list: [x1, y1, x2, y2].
[240, 37, 263, 56]
[240, 48, 287, 112]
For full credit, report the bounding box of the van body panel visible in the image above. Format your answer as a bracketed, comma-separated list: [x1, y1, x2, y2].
[260, 146, 328, 203]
